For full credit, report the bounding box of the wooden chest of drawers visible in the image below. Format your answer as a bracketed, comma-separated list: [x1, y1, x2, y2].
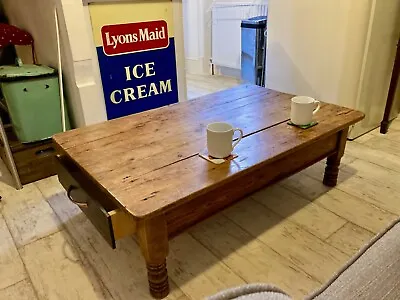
[0, 126, 56, 185]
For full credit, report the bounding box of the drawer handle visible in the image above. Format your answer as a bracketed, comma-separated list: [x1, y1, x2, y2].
[67, 186, 88, 208]
[35, 147, 55, 157]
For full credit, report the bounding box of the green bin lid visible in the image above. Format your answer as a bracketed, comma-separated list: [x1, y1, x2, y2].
[0, 65, 55, 80]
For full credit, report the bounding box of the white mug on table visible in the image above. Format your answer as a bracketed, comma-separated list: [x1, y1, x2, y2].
[291, 96, 321, 125]
[207, 122, 243, 158]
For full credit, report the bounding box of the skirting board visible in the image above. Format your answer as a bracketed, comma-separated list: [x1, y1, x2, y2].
[214, 65, 241, 79]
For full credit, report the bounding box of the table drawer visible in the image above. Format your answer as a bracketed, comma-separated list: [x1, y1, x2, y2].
[13, 143, 57, 184]
[0, 132, 57, 184]
[56, 156, 136, 249]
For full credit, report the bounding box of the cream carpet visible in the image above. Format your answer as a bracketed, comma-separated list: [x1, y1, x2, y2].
[312, 221, 400, 300]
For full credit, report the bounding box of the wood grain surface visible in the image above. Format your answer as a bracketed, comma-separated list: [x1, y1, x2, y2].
[54, 85, 273, 149]
[53, 86, 364, 219]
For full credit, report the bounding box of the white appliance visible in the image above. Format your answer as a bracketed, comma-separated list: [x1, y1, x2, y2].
[211, 2, 268, 70]
[266, 0, 400, 139]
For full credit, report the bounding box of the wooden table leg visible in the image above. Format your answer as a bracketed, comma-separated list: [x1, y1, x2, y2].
[137, 215, 170, 299]
[323, 129, 349, 187]
[380, 38, 399, 134]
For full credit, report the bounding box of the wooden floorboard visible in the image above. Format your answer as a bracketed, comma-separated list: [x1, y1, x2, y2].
[0, 280, 37, 300]
[188, 214, 320, 299]
[362, 136, 400, 157]
[281, 171, 398, 234]
[0, 214, 26, 290]
[251, 184, 346, 240]
[223, 198, 350, 283]
[325, 222, 375, 256]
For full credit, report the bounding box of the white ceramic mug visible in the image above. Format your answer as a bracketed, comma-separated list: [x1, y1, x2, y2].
[290, 96, 321, 125]
[207, 122, 244, 158]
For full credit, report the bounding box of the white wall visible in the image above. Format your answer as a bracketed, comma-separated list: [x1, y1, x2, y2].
[183, 0, 203, 73]
[2, 0, 59, 67]
[266, 0, 400, 106]
[266, 0, 400, 137]
[266, 0, 372, 105]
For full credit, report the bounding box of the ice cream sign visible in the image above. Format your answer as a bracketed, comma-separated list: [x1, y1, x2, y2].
[89, 2, 179, 120]
[102, 21, 169, 55]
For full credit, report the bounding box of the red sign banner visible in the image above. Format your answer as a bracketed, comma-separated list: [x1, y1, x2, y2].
[101, 20, 169, 56]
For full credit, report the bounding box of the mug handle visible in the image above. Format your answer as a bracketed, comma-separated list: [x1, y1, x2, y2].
[232, 128, 244, 150]
[313, 100, 321, 115]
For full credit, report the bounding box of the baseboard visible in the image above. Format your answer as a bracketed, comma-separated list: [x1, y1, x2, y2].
[214, 65, 241, 79]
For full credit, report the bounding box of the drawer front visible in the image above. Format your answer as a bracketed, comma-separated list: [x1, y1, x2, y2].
[14, 143, 57, 184]
[68, 184, 116, 248]
[56, 156, 137, 248]
[13, 143, 56, 164]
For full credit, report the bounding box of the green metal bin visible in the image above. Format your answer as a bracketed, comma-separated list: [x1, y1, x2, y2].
[0, 65, 70, 143]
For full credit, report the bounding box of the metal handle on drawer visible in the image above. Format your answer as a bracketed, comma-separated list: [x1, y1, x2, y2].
[67, 186, 88, 208]
[35, 147, 55, 158]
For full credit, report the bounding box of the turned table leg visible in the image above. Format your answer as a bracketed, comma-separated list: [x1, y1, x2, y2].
[137, 215, 169, 299]
[323, 129, 349, 187]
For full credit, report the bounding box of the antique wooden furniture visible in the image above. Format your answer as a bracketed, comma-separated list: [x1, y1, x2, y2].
[381, 37, 400, 134]
[0, 124, 56, 186]
[52, 85, 364, 299]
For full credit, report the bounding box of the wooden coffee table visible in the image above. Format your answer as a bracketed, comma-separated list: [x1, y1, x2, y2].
[52, 85, 364, 299]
